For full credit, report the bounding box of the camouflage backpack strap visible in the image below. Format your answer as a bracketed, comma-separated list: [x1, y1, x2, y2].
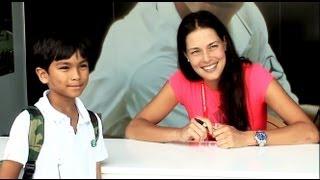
[23, 106, 44, 179]
[88, 110, 99, 147]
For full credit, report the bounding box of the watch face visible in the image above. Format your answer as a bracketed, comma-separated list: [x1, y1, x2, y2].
[255, 131, 267, 146]
[257, 132, 267, 140]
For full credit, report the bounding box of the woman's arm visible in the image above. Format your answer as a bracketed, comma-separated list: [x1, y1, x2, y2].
[125, 82, 209, 143]
[212, 79, 319, 148]
[125, 82, 182, 142]
[263, 79, 319, 145]
[0, 160, 23, 179]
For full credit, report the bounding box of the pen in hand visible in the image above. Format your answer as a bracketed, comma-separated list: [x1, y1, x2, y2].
[195, 118, 207, 128]
[195, 118, 216, 141]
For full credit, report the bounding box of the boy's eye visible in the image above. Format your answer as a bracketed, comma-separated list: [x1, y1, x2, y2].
[80, 64, 88, 68]
[59, 66, 69, 70]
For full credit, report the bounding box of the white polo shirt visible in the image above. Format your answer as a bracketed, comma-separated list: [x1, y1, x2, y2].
[2, 90, 108, 178]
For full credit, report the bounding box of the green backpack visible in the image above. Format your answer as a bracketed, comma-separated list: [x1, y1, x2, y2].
[22, 106, 99, 179]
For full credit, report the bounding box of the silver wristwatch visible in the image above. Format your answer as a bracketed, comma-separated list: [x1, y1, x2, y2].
[255, 131, 267, 146]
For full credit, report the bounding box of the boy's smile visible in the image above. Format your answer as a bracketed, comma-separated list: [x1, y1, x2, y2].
[67, 83, 85, 89]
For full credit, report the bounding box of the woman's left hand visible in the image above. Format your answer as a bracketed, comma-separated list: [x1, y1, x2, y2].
[212, 123, 248, 148]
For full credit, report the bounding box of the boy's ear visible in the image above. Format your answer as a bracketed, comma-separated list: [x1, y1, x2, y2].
[35, 67, 49, 84]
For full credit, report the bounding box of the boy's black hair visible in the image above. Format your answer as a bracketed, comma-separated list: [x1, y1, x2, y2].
[32, 31, 93, 72]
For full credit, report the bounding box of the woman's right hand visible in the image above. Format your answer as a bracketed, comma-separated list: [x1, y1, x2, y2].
[178, 118, 213, 142]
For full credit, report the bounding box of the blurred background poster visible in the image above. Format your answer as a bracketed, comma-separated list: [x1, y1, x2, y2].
[24, 2, 319, 105]
[0, 2, 318, 136]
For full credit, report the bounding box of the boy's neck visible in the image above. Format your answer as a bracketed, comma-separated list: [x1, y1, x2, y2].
[47, 91, 78, 116]
[47, 91, 79, 134]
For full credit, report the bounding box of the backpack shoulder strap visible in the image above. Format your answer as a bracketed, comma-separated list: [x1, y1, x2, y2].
[23, 105, 44, 179]
[88, 110, 99, 147]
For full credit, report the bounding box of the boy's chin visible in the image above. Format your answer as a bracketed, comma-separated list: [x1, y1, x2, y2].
[67, 91, 84, 98]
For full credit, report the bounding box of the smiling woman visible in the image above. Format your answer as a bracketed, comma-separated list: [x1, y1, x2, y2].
[185, 28, 227, 88]
[125, 10, 319, 148]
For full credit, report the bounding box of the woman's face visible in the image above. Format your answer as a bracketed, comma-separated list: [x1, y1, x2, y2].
[185, 27, 226, 87]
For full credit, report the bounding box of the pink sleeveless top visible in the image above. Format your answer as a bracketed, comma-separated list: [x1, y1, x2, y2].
[169, 63, 273, 130]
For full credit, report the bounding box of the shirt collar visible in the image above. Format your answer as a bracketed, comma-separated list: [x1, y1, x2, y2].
[35, 90, 90, 125]
[75, 96, 91, 124]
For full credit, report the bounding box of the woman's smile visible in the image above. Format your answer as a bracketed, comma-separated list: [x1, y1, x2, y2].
[201, 62, 218, 72]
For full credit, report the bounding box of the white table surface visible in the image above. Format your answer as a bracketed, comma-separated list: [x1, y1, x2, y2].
[101, 138, 319, 179]
[1, 137, 319, 179]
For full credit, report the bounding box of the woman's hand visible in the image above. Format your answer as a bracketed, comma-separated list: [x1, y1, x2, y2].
[178, 117, 213, 142]
[212, 124, 249, 148]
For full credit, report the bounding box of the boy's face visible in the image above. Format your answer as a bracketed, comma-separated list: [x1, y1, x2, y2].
[36, 51, 89, 99]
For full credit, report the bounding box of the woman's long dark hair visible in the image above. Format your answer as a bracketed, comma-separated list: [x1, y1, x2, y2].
[177, 10, 250, 130]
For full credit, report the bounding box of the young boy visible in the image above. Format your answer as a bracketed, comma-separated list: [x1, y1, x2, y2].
[0, 32, 108, 178]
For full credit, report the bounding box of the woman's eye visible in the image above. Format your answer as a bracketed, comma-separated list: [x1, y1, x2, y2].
[191, 50, 200, 55]
[209, 45, 218, 49]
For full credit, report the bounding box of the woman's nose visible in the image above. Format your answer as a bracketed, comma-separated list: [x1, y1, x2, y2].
[202, 50, 211, 63]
